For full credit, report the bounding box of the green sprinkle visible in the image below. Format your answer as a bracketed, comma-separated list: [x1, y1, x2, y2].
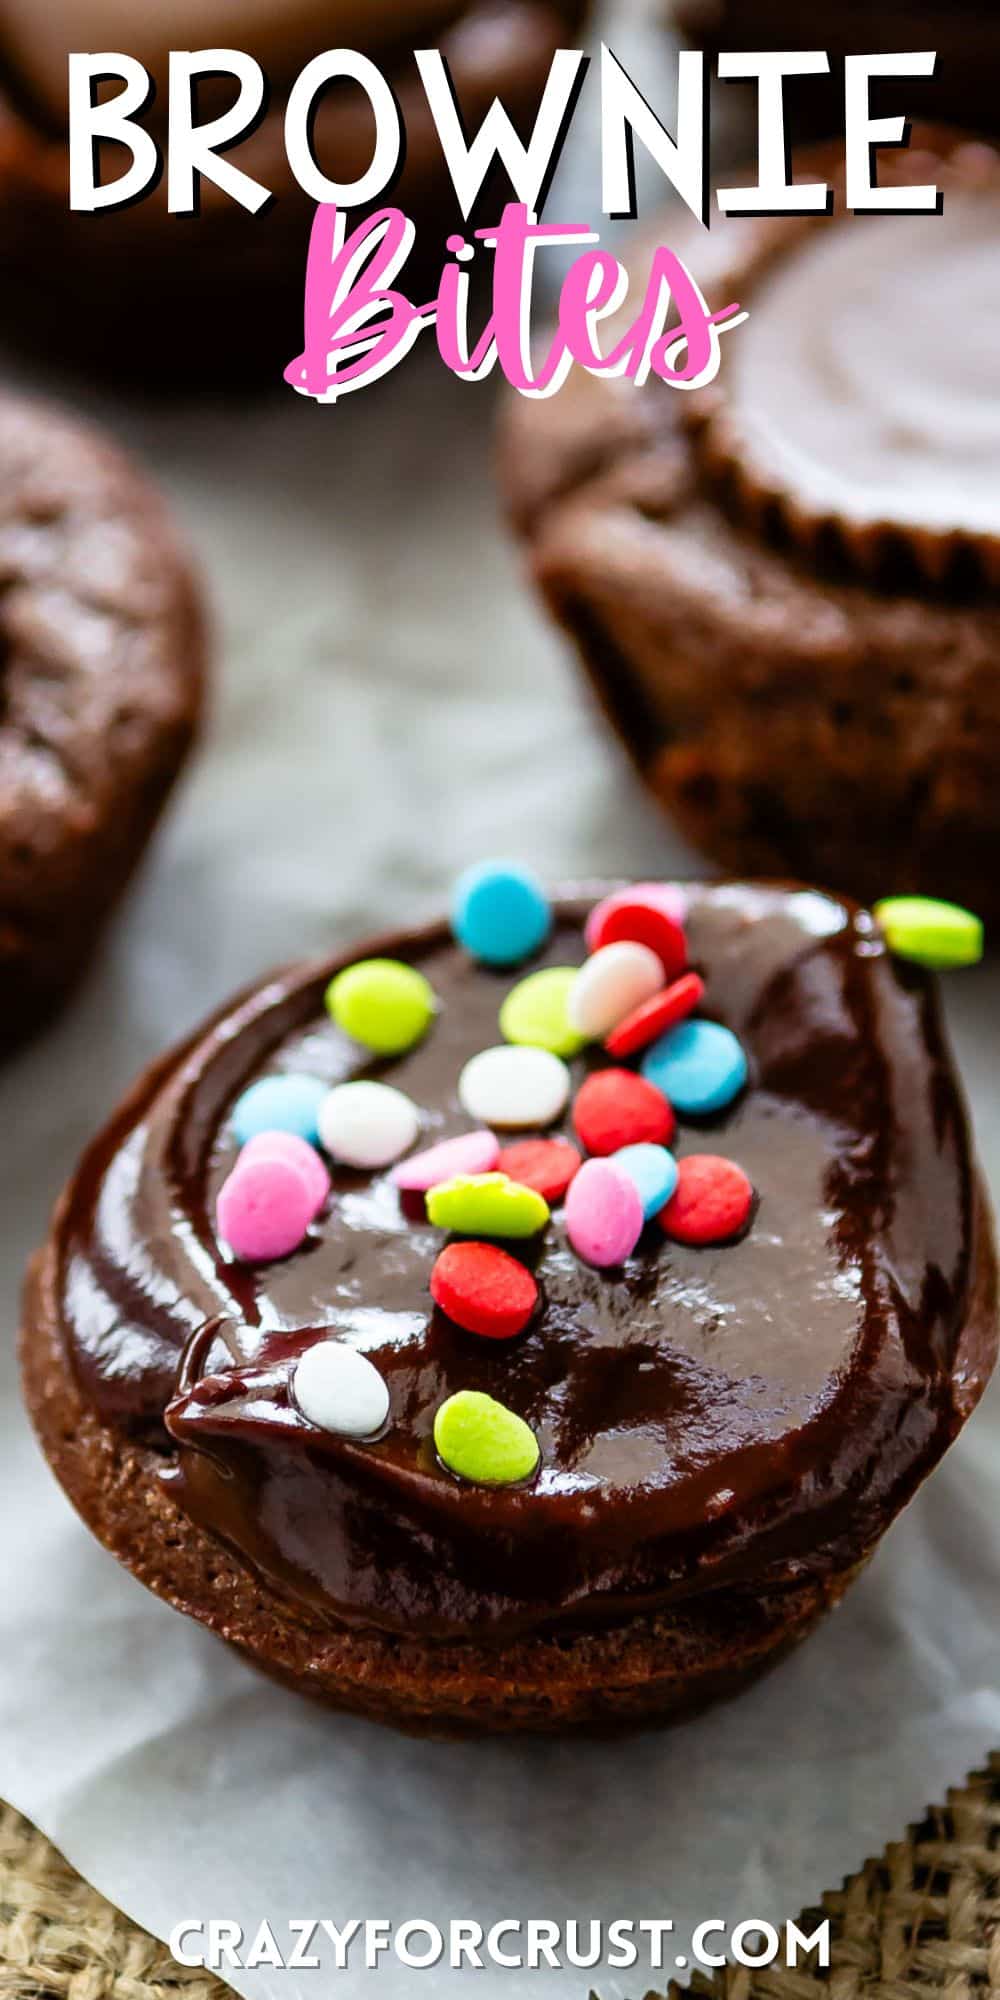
[426, 1172, 550, 1238]
[434, 1390, 540, 1487]
[499, 966, 587, 1058]
[874, 897, 984, 971]
[326, 958, 436, 1055]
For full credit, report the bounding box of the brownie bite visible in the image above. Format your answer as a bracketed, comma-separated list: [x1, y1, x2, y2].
[22, 879, 997, 1731]
[0, 392, 205, 1050]
[502, 129, 1000, 924]
[673, 0, 1000, 142]
[0, 0, 588, 384]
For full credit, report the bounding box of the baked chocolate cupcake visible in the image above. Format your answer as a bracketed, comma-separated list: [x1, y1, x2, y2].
[502, 130, 1000, 925]
[0, 0, 586, 384]
[673, 0, 1000, 142]
[0, 391, 205, 1050]
[23, 875, 997, 1732]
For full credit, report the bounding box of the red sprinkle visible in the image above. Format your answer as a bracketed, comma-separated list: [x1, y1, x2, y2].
[497, 1138, 582, 1204]
[588, 897, 688, 981]
[604, 972, 706, 1058]
[430, 1241, 538, 1341]
[573, 1068, 674, 1155]
[659, 1155, 754, 1245]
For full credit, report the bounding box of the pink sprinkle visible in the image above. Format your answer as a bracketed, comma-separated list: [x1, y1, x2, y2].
[392, 1128, 500, 1193]
[565, 1158, 645, 1269]
[585, 882, 687, 952]
[216, 1155, 316, 1264]
[240, 1130, 331, 1217]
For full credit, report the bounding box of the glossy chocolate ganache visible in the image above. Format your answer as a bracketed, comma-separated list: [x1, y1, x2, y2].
[49, 885, 995, 1644]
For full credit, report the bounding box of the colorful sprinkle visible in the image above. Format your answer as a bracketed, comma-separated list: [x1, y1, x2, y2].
[458, 1044, 570, 1128]
[497, 1138, 581, 1204]
[292, 1340, 390, 1438]
[586, 889, 687, 981]
[318, 1080, 420, 1169]
[499, 965, 586, 1057]
[216, 1154, 316, 1264]
[573, 1067, 675, 1155]
[451, 861, 551, 967]
[326, 957, 436, 1056]
[585, 882, 687, 952]
[612, 1142, 679, 1220]
[565, 1157, 645, 1268]
[392, 1128, 499, 1193]
[240, 1130, 330, 1216]
[434, 1389, 540, 1486]
[659, 1154, 754, 1245]
[231, 1073, 328, 1148]
[874, 895, 984, 970]
[642, 1019, 747, 1116]
[567, 940, 664, 1040]
[430, 1241, 538, 1340]
[604, 971, 706, 1058]
[426, 1172, 549, 1238]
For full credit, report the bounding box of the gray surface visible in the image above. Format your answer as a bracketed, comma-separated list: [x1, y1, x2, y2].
[3, 7, 1000, 1995]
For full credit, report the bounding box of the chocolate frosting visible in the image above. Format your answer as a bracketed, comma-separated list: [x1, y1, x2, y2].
[715, 193, 1000, 545]
[692, 134, 1000, 585]
[52, 884, 984, 1642]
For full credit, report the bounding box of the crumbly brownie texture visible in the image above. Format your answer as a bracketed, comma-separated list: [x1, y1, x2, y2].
[501, 130, 1000, 922]
[0, 393, 205, 1048]
[21, 885, 999, 1732]
[0, 0, 587, 385]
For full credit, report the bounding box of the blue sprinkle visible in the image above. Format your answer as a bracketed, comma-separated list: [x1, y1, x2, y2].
[641, 1019, 748, 1116]
[231, 1073, 329, 1147]
[612, 1143, 679, 1220]
[451, 861, 551, 968]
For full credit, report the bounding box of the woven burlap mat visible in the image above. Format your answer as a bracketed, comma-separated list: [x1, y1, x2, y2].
[0, 1805, 224, 2000]
[2, 1755, 998, 1999]
[671, 1752, 1000, 2000]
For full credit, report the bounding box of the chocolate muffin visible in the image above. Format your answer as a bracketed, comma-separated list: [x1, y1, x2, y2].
[22, 879, 997, 1732]
[0, 0, 587, 385]
[0, 391, 205, 1050]
[673, 0, 1000, 142]
[502, 130, 1000, 926]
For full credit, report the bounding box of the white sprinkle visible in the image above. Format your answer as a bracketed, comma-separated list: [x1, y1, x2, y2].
[458, 1044, 570, 1129]
[318, 1080, 420, 1169]
[292, 1341, 390, 1439]
[568, 941, 664, 1039]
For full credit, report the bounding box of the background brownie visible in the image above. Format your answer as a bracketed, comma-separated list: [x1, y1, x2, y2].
[0, 0, 588, 385]
[502, 129, 1000, 923]
[673, 0, 1000, 141]
[0, 392, 205, 1049]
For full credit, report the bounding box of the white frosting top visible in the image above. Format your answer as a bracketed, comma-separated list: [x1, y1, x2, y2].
[724, 194, 1000, 540]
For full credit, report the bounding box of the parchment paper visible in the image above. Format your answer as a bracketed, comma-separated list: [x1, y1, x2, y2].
[2, 4, 998, 1994]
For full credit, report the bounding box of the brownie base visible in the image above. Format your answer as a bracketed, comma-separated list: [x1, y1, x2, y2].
[20, 1252, 856, 1731]
[22, 1173, 998, 1734]
[529, 455, 1000, 925]
[0, 394, 206, 1051]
